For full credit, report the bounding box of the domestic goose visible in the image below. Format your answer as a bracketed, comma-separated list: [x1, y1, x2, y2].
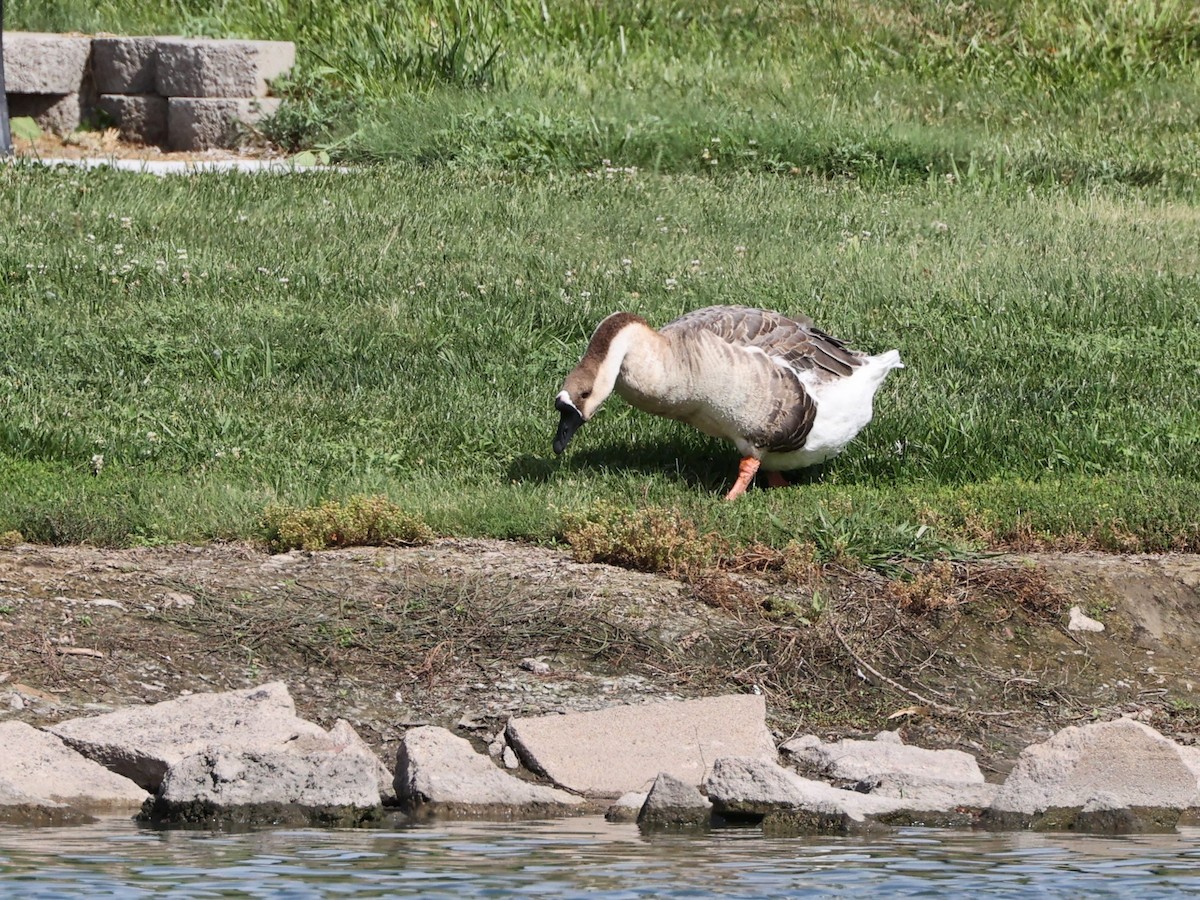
[553, 305, 903, 499]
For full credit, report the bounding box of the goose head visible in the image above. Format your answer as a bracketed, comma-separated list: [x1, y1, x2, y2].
[553, 312, 648, 454]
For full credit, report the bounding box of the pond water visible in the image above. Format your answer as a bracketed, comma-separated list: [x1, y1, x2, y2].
[1, 817, 1198, 898]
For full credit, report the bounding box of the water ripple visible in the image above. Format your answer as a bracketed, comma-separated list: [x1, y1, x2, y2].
[0, 819, 1198, 898]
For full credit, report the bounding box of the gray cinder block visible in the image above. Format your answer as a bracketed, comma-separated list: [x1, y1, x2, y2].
[156, 39, 295, 98]
[98, 94, 169, 145]
[1, 32, 91, 94]
[168, 96, 280, 150]
[92, 37, 161, 94]
[8, 93, 85, 136]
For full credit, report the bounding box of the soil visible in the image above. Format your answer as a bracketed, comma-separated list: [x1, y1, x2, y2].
[1, 539, 1198, 780]
[8, 128, 284, 163]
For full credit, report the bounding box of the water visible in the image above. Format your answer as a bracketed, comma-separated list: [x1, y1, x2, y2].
[1, 817, 1199, 898]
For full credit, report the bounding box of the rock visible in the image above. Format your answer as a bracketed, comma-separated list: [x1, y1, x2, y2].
[780, 731, 984, 786]
[1071, 792, 1173, 834]
[1068, 605, 1105, 632]
[705, 757, 980, 835]
[985, 718, 1200, 832]
[0, 722, 148, 816]
[46, 681, 327, 791]
[141, 746, 382, 827]
[706, 756, 885, 824]
[637, 773, 713, 829]
[0, 782, 95, 826]
[329, 720, 395, 803]
[394, 726, 581, 819]
[604, 791, 648, 823]
[506, 695, 776, 797]
[853, 772, 997, 811]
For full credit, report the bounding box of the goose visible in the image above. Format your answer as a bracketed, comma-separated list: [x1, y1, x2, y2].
[552, 305, 903, 500]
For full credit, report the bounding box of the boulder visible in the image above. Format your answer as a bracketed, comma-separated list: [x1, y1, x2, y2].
[287, 718, 396, 806]
[604, 791, 648, 823]
[141, 746, 382, 827]
[637, 773, 713, 829]
[506, 694, 776, 797]
[985, 718, 1200, 832]
[780, 731, 984, 786]
[46, 682, 327, 791]
[395, 726, 581, 819]
[0, 722, 148, 815]
[705, 757, 979, 835]
[852, 771, 997, 810]
[0, 782, 94, 826]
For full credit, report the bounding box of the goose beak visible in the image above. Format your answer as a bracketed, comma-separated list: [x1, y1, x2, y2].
[553, 396, 585, 454]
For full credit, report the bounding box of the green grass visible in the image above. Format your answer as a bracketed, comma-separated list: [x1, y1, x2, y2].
[1, 1, 1198, 559]
[0, 163, 1197, 554]
[10, 1, 1200, 184]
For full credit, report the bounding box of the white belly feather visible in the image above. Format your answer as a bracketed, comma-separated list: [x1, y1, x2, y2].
[762, 349, 903, 471]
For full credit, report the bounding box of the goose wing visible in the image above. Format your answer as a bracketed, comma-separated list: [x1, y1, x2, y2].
[662, 305, 863, 378]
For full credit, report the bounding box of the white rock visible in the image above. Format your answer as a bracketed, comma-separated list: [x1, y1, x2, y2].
[148, 746, 381, 825]
[780, 732, 984, 785]
[47, 681, 327, 791]
[0, 722, 148, 813]
[637, 772, 712, 827]
[705, 756, 899, 822]
[507, 695, 776, 797]
[394, 726, 580, 815]
[1068, 605, 1105, 632]
[989, 718, 1200, 816]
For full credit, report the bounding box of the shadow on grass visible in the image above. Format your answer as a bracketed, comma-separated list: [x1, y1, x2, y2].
[507, 441, 723, 490]
[506, 442, 836, 493]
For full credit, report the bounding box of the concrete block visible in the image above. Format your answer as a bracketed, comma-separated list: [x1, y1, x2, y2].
[506, 695, 777, 798]
[0, 721, 149, 814]
[47, 681, 326, 792]
[8, 93, 85, 136]
[156, 39, 295, 98]
[92, 36, 160, 93]
[2, 32, 91, 94]
[98, 94, 168, 144]
[394, 726, 581, 818]
[168, 96, 280, 150]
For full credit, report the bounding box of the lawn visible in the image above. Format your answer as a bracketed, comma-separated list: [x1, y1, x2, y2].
[1, 1, 1198, 560]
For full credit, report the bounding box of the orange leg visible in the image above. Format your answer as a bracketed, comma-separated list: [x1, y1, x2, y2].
[724, 456, 761, 500]
[766, 470, 791, 489]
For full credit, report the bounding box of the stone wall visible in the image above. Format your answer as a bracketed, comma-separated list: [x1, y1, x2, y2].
[2, 32, 294, 151]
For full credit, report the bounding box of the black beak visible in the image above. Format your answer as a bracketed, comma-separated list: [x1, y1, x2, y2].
[553, 398, 585, 455]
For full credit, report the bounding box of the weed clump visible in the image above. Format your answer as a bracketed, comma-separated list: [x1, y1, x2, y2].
[0, 530, 23, 549]
[560, 502, 718, 578]
[262, 495, 434, 551]
[887, 559, 962, 616]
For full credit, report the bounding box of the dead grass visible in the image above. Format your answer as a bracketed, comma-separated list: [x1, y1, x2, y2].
[560, 503, 721, 579]
[262, 495, 435, 551]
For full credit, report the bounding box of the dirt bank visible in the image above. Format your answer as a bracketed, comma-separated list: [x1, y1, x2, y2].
[1, 540, 1197, 778]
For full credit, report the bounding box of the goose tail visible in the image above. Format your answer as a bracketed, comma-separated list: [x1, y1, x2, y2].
[874, 349, 904, 371]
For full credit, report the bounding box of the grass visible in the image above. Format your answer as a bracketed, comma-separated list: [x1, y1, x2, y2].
[1, 2, 1198, 563]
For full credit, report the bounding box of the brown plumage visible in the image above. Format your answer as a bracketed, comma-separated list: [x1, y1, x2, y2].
[553, 305, 903, 499]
